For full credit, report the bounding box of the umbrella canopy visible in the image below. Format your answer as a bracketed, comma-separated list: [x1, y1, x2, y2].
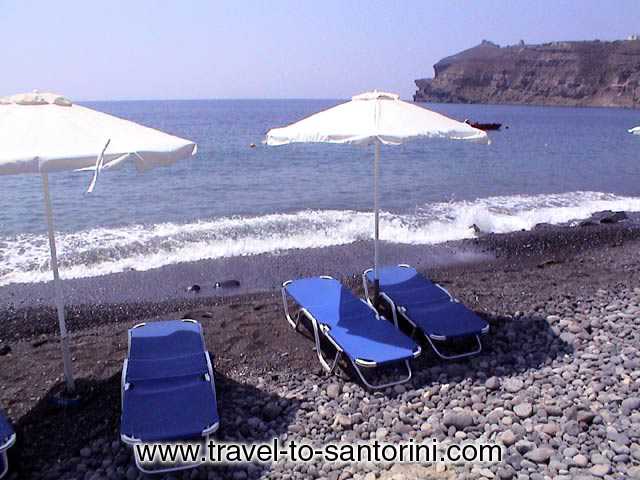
[266, 91, 487, 302]
[0, 91, 196, 175]
[630, 126, 640, 135]
[0, 91, 197, 394]
[266, 90, 486, 145]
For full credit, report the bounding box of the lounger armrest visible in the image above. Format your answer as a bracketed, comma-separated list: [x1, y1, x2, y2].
[354, 358, 377, 367]
[362, 270, 373, 305]
[0, 432, 15, 452]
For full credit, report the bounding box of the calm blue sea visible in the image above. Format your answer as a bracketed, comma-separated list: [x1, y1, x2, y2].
[1, 99, 639, 285]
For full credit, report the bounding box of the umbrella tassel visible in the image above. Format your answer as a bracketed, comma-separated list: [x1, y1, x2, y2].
[86, 139, 111, 193]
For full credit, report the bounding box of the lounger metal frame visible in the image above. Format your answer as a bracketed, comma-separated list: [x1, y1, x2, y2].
[0, 429, 16, 479]
[282, 276, 421, 390]
[121, 319, 220, 474]
[363, 265, 488, 360]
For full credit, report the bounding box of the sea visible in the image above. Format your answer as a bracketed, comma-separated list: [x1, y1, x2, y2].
[1, 100, 639, 287]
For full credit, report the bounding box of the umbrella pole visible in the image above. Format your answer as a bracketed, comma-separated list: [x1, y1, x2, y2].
[373, 142, 380, 306]
[42, 173, 76, 394]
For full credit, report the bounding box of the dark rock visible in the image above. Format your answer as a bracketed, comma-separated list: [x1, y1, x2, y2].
[497, 465, 515, 479]
[263, 402, 281, 421]
[326, 383, 342, 399]
[607, 428, 630, 445]
[442, 411, 475, 430]
[215, 280, 241, 289]
[537, 259, 562, 268]
[579, 220, 598, 227]
[0, 345, 11, 356]
[187, 284, 201, 293]
[545, 405, 563, 417]
[524, 447, 554, 464]
[622, 397, 640, 415]
[577, 410, 596, 425]
[470, 223, 486, 235]
[485, 376, 500, 390]
[597, 210, 628, 224]
[563, 420, 582, 436]
[506, 453, 522, 470]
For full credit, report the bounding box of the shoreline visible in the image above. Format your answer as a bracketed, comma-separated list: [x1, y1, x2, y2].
[1, 219, 639, 343]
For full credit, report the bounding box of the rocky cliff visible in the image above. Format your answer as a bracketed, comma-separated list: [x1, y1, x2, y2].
[414, 39, 640, 108]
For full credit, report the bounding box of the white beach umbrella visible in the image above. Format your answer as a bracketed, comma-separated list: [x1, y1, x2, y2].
[629, 126, 640, 135]
[0, 91, 197, 394]
[266, 91, 487, 301]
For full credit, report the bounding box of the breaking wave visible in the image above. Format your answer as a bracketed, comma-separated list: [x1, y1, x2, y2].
[2, 191, 640, 286]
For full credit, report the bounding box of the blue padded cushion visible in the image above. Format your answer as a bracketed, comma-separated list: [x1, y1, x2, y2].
[121, 375, 219, 442]
[285, 277, 417, 365]
[0, 410, 13, 449]
[129, 320, 204, 360]
[369, 266, 488, 339]
[122, 320, 219, 442]
[408, 301, 488, 339]
[366, 266, 450, 306]
[126, 353, 209, 382]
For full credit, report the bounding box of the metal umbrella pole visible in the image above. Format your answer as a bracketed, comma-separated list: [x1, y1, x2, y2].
[42, 173, 76, 394]
[372, 141, 381, 306]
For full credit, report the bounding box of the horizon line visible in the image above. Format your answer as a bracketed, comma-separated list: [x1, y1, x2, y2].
[78, 96, 416, 103]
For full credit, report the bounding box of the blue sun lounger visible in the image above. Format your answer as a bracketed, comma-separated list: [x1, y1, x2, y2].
[120, 319, 219, 474]
[363, 265, 489, 360]
[0, 409, 15, 479]
[282, 276, 421, 389]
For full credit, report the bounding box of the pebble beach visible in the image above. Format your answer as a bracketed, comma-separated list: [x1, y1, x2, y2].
[1, 219, 639, 480]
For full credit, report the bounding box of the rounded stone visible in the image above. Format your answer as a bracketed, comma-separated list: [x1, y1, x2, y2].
[573, 454, 588, 467]
[514, 403, 533, 419]
[524, 447, 554, 464]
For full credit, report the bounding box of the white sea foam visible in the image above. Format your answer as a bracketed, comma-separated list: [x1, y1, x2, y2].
[1, 191, 639, 286]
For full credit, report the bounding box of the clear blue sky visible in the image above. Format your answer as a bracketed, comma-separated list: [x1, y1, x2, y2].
[1, 0, 639, 101]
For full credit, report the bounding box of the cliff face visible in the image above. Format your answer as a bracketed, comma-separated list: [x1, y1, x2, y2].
[414, 40, 640, 108]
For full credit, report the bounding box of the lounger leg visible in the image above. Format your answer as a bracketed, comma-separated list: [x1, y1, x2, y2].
[409, 324, 418, 339]
[282, 287, 344, 375]
[352, 359, 412, 390]
[362, 272, 373, 306]
[0, 451, 7, 479]
[282, 287, 302, 330]
[427, 334, 483, 360]
[308, 318, 342, 374]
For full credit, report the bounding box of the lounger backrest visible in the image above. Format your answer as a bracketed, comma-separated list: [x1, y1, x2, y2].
[368, 266, 450, 307]
[286, 277, 374, 328]
[129, 320, 205, 360]
[366, 265, 418, 286]
[126, 352, 209, 382]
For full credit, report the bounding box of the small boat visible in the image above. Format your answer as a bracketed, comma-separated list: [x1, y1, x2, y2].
[465, 119, 502, 131]
[629, 126, 640, 135]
